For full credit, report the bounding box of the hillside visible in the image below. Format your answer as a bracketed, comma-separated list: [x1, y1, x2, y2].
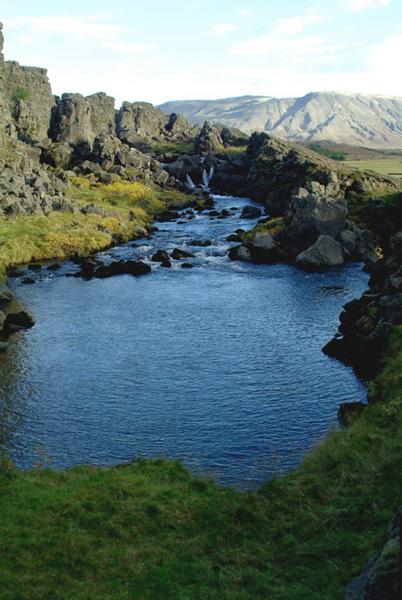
[158, 92, 402, 149]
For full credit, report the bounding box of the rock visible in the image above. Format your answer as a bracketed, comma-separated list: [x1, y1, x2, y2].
[0, 309, 6, 331]
[0, 341, 8, 352]
[181, 263, 194, 268]
[296, 235, 344, 270]
[151, 249, 170, 263]
[339, 229, 358, 259]
[283, 176, 347, 251]
[344, 507, 401, 600]
[194, 121, 223, 153]
[51, 92, 115, 150]
[171, 248, 195, 260]
[93, 259, 151, 279]
[0, 281, 13, 301]
[228, 245, 252, 262]
[337, 402, 367, 426]
[4, 310, 36, 332]
[241, 205, 262, 219]
[247, 231, 278, 264]
[116, 101, 169, 147]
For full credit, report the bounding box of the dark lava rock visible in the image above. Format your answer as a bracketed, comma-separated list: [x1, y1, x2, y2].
[21, 278, 36, 285]
[171, 248, 195, 260]
[189, 240, 212, 247]
[151, 249, 170, 263]
[94, 259, 151, 278]
[4, 310, 36, 333]
[241, 205, 262, 219]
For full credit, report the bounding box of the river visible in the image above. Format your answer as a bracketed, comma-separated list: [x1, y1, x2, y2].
[0, 194, 369, 488]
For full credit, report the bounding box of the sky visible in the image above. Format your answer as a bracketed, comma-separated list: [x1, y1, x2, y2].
[0, 0, 401, 108]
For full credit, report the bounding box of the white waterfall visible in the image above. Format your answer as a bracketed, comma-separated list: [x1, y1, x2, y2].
[202, 166, 214, 188]
[186, 174, 195, 188]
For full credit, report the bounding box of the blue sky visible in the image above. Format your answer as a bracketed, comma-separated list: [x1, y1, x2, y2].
[0, 0, 401, 107]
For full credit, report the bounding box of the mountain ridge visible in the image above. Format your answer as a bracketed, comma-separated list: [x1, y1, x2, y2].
[158, 91, 402, 149]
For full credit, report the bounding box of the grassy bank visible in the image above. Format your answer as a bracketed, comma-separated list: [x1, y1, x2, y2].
[0, 177, 192, 281]
[1, 327, 401, 599]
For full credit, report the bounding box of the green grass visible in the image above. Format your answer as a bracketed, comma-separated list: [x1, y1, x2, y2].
[0, 177, 194, 280]
[1, 327, 401, 599]
[342, 158, 402, 178]
[151, 141, 196, 155]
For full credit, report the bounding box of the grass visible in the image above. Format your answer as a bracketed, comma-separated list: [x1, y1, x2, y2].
[0, 177, 195, 280]
[342, 158, 402, 178]
[151, 141, 196, 155]
[1, 326, 401, 599]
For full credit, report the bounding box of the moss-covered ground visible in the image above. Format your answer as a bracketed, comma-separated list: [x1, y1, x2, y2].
[0, 326, 401, 599]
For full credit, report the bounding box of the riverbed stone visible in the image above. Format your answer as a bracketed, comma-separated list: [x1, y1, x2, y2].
[296, 235, 344, 270]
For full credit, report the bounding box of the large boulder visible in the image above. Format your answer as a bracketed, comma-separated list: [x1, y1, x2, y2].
[283, 172, 347, 251]
[296, 235, 344, 270]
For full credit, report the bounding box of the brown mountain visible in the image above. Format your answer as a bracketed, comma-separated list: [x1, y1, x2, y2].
[158, 92, 402, 149]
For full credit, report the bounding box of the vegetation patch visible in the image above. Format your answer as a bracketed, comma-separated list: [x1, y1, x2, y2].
[343, 158, 402, 178]
[242, 217, 284, 244]
[151, 141, 196, 155]
[0, 178, 185, 276]
[306, 142, 347, 161]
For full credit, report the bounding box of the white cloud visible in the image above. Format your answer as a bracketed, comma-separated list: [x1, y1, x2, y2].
[210, 23, 237, 35]
[3, 16, 123, 41]
[105, 41, 156, 55]
[341, 0, 390, 12]
[239, 10, 253, 18]
[273, 14, 326, 36]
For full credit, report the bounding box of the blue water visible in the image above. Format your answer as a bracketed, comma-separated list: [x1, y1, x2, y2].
[0, 195, 369, 487]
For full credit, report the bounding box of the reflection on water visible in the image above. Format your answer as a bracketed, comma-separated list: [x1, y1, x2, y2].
[1, 195, 370, 487]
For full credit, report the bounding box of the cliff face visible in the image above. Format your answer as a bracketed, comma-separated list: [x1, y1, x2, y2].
[0, 23, 55, 145]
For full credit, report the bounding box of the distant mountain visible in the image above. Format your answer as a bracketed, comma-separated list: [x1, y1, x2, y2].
[158, 92, 402, 149]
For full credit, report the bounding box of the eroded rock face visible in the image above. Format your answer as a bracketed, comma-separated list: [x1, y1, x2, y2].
[50, 92, 115, 150]
[194, 121, 223, 153]
[323, 230, 402, 378]
[283, 173, 347, 252]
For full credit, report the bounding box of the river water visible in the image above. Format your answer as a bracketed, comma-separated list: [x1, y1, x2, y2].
[0, 194, 369, 488]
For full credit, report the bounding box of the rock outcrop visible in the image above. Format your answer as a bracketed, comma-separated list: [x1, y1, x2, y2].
[323, 230, 402, 378]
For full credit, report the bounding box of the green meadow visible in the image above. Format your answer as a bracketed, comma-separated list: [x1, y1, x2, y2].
[342, 158, 402, 178]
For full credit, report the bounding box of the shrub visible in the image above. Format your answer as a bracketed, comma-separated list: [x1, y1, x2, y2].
[11, 86, 30, 102]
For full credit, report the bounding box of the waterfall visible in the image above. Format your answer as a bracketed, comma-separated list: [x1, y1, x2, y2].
[202, 166, 214, 188]
[186, 174, 195, 189]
